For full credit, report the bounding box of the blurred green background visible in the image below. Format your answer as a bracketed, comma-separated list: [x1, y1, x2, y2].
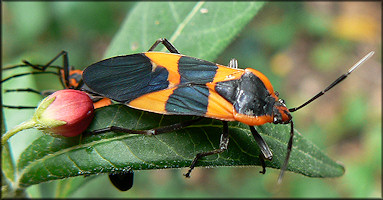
[2, 2, 381, 198]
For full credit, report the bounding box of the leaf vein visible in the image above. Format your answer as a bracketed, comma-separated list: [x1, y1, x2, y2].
[93, 147, 117, 168]
[168, 2, 181, 24]
[67, 155, 84, 173]
[165, 1, 206, 48]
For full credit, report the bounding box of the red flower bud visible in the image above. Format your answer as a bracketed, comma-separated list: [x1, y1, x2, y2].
[38, 89, 95, 137]
[2, 89, 95, 145]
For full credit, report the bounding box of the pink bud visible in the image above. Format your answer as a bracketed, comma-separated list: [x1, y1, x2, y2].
[2, 89, 95, 145]
[39, 89, 95, 137]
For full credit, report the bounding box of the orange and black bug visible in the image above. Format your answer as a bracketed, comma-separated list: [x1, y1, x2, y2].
[2, 51, 112, 109]
[82, 38, 374, 182]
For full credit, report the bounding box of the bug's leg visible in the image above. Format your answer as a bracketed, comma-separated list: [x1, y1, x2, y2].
[2, 50, 65, 72]
[1, 71, 60, 84]
[249, 126, 273, 160]
[2, 105, 38, 109]
[147, 38, 180, 54]
[4, 88, 56, 97]
[23, 50, 69, 88]
[87, 117, 203, 136]
[5, 88, 45, 96]
[3, 64, 38, 71]
[2, 51, 67, 74]
[228, 58, 238, 69]
[42, 50, 70, 88]
[21, 50, 68, 71]
[2, 51, 69, 88]
[183, 121, 230, 178]
[277, 121, 294, 184]
[249, 126, 272, 174]
[3, 88, 56, 109]
[258, 153, 267, 174]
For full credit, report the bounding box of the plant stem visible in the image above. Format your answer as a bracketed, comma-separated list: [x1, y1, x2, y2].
[1, 120, 36, 146]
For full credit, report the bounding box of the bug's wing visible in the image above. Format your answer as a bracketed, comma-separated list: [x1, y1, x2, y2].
[83, 53, 171, 102]
[83, 52, 220, 103]
[83, 52, 236, 120]
[128, 83, 235, 120]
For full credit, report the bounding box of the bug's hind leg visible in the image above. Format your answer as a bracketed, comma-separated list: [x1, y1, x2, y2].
[147, 38, 180, 54]
[87, 117, 203, 136]
[2, 51, 70, 88]
[183, 121, 230, 178]
[2, 88, 57, 109]
[4, 88, 44, 95]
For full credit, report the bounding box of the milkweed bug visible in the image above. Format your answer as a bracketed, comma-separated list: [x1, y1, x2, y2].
[2, 51, 112, 109]
[81, 38, 374, 182]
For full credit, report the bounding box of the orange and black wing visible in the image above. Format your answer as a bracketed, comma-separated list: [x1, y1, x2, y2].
[82, 52, 242, 120]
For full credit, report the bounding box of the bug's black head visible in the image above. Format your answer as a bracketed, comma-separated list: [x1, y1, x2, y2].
[272, 98, 292, 124]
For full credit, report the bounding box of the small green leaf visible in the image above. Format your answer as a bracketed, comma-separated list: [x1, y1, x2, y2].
[105, 2, 265, 59]
[16, 105, 344, 188]
[2, 115, 16, 183]
[2, 143, 16, 182]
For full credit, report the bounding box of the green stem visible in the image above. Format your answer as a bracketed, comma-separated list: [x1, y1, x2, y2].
[1, 120, 36, 146]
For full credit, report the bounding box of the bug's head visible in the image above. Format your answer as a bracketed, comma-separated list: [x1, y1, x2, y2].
[272, 97, 292, 124]
[231, 68, 293, 126]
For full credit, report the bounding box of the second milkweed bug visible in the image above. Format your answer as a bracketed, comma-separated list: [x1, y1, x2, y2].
[2, 51, 112, 109]
[1, 52, 132, 191]
[82, 38, 374, 182]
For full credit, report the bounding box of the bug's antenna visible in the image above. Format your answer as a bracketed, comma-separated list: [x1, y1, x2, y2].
[289, 51, 374, 112]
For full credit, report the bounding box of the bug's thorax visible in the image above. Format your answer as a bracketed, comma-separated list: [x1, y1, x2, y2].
[232, 94, 292, 126]
[61, 68, 83, 89]
[215, 68, 292, 126]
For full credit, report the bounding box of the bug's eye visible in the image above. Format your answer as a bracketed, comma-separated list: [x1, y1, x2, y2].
[273, 116, 280, 124]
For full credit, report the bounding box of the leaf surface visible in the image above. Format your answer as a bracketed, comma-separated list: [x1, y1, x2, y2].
[13, 1, 344, 189]
[105, 2, 265, 60]
[17, 105, 344, 188]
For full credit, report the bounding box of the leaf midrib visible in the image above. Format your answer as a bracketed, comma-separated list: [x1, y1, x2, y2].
[165, 1, 206, 46]
[16, 121, 338, 188]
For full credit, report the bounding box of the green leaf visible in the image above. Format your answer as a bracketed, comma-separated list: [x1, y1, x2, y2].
[1, 142, 25, 198]
[10, 0, 345, 190]
[2, 143, 16, 182]
[16, 105, 344, 188]
[105, 1, 265, 59]
[2, 115, 16, 183]
[8, 1, 267, 192]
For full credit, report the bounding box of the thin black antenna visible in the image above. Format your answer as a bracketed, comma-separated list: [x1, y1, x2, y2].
[289, 51, 374, 112]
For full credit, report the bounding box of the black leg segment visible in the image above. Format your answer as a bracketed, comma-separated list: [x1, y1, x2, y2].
[183, 121, 230, 178]
[5, 88, 46, 96]
[2, 51, 70, 89]
[249, 126, 272, 160]
[147, 38, 180, 54]
[258, 153, 266, 174]
[88, 117, 203, 136]
[277, 120, 294, 183]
